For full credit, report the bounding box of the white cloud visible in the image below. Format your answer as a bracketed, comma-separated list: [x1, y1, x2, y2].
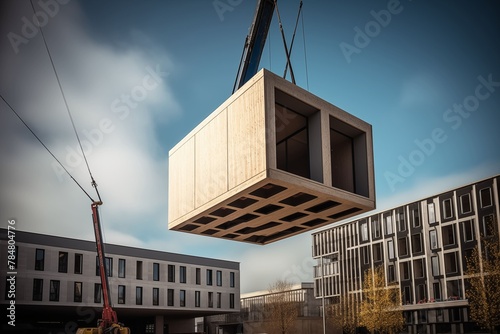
[0, 1, 179, 246]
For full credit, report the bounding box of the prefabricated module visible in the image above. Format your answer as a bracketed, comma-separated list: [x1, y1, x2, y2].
[168, 0, 375, 244]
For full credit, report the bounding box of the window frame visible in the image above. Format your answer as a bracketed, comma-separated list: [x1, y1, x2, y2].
[58, 252, 68, 273]
[479, 187, 492, 208]
[35, 248, 45, 271]
[74, 282, 83, 302]
[459, 193, 472, 214]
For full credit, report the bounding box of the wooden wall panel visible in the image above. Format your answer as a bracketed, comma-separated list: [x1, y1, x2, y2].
[195, 108, 228, 207]
[227, 77, 266, 189]
[168, 136, 195, 224]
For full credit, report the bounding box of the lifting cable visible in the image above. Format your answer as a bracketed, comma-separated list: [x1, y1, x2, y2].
[274, 0, 296, 84]
[29, 0, 101, 203]
[301, 2, 310, 91]
[1, 1, 101, 203]
[284, 1, 303, 79]
[0, 94, 95, 202]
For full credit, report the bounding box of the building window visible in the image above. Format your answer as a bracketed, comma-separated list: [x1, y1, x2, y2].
[136, 287, 143, 305]
[74, 254, 83, 274]
[196, 268, 201, 285]
[403, 285, 412, 304]
[443, 198, 453, 219]
[49, 280, 60, 301]
[35, 249, 45, 271]
[442, 224, 456, 247]
[411, 208, 420, 228]
[195, 291, 201, 307]
[398, 237, 408, 257]
[207, 269, 213, 286]
[480, 187, 492, 208]
[362, 246, 370, 264]
[230, 293, 235, 309]
[180, 290, 186, 307]
[462, 220, 475, 242]
[417, 284, 426, 303]
[167, 289, 174, 306]
[433, 282, 442, 301]
[429, 230, 439, 250]
[33, 278, 43, 301]
[230, 272, 235, 287]
[217, 292, 222, 308]
[451, 308, 461, 322]
[428, 203, 436, 224]
[168, 265, 175, 283]
[180, 266, 187, 283]
[413, 259, 425, 278]
[384, 214, 393, 235]
[397, 208, 406, 232]
[400, 262, 410, 281]
[58, 252, 68, 273]
[118, 259, 126, 278]
[153, 263, 160, 281]
[136, 261, 143, 280]
[94, 283, 102, 303]
[444, 252, 459, 274]
[96, 257, 113, 277]
[153, 288, 159, 306]
[388, 264, 396, 283]
[483, 214, 496, 236]
[387, 240, 395, 260]
[372, 218, 381, 238]
[412, 234, 423, 254]
[74, 282, 82, 302]
[118, 285, 126, 304]
[216, 270, 223, 286]
[447, 279, 463, 299]
[373, 243, 382, 262]
[431, 256, 440, 276]
[208, 291, 213, 308]
[460, 193, 472, 214]
[361, 221, 368, 241]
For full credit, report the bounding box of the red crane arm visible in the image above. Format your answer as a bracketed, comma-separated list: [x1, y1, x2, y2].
[91, 201, 118, 328]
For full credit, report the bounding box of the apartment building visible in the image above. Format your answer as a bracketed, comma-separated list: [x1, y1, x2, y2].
[312, 175, 499, 334]
[0, 230, 240, 334]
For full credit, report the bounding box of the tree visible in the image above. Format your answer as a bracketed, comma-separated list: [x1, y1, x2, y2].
[465, 227, 500, 334]
[263, 280, 299, 334]
[359, 266, 404, 334]
[329, 293, 360, 334]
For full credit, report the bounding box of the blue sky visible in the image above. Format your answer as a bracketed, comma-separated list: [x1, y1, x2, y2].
[1, 0, 499, 293]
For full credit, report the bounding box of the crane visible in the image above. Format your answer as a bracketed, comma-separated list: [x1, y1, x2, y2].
[233, 0, 301, 93]
[233, 0, 275, 93]
[76, 201, 130, 334]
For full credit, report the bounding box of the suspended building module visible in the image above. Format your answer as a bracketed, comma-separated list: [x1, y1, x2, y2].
[168, 69, 375, 244]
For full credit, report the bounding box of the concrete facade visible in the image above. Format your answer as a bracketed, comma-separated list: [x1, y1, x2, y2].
[169, 69, 375, 245]
[312, 175, 500, 334]
[0, 230, 240, 334]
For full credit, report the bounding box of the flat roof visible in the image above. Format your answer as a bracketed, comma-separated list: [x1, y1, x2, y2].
[0, 229, 239, 270]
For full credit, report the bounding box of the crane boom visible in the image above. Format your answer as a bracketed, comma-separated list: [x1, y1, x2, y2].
[232, 0, 275, 93]
[77, 202, 129, 334]
[91, 201, 118, 328]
